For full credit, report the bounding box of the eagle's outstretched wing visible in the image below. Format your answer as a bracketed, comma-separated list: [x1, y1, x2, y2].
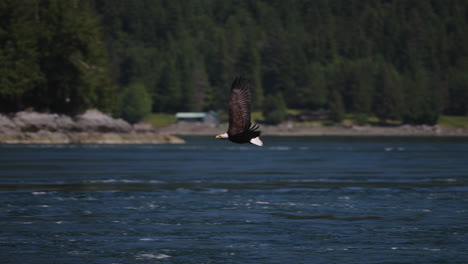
[227, 76, 251, 136]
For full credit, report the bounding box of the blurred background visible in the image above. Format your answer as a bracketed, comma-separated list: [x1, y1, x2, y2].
[2, 2, 468, 263]
[1, 0, 467, 127]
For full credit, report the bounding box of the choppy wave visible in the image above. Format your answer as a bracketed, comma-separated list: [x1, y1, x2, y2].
[136, 253, 171, 260]
[384, 146, 406, 152]
[1, 178, 466, 193]
[87, 179, 164, 184]
[1, 137, 467, 264]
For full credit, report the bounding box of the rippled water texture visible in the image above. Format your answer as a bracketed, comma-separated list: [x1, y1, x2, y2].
[1, 136, 467, 263]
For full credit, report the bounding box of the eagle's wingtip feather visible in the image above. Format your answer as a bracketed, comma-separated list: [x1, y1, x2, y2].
[250, 137, 263, 146]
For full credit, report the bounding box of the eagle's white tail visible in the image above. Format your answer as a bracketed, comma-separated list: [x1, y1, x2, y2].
[250, 137, 263, 146]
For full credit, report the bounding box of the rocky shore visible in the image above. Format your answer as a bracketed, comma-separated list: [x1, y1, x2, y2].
[1, 110, 467, 144]
[0, 110, 184, 144]
[158, 122, 468, 137]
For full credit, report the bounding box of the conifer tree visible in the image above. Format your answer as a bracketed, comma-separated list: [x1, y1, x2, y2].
[329, 89, 345, 123]
[0, 0, 42, 111]
[374, 63, 403, 123]
[119, 83, 152, 123]
[263, 92, 287, 125]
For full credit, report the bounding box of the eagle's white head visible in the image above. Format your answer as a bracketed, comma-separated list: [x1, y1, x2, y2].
[215, 133, 228, 139]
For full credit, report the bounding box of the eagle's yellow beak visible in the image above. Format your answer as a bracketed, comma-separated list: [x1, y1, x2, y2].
[215, 135, 222, 139]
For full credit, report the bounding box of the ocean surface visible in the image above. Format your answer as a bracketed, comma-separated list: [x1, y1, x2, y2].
[0, 136, 467, 264]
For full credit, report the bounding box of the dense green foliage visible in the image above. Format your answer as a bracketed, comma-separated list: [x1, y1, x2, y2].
[0, 0, 116, 115]
[119, 83, 152, 123]
[1, 0, 468, 125]
[262, 92, 287, 125]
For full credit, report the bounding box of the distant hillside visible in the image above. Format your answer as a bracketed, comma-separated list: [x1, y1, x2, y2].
[1, 0, 467, 125]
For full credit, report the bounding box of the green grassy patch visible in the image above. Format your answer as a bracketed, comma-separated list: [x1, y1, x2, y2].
[251, 111, 264, 123]
[144, 113, 176, 128]
[293, 121, 331, 128]
[438, 115, 468, 129]
[286, 109, 302, 115]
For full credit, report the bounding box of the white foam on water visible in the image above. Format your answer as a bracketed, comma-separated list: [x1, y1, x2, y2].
[123, 206, 140, 210]
[434, 178, 457, 182]
[56, 196, 97, 201]
[149, 180, 165, 184]
[87, 179, 165, 184]
[423, 248, 442, 251]
[203, 188, 228, 194]
[288, 179, 328, 183]
[32, 192, 47, 195]
[124, 202, 160, 210]
[283, 202, 301, 206]
[405, 208, 432, 213]
[88, 179, 142, 184]
[146, 202, 160, 209]
[137, 253, 171, 259]
[385, 146, 406, 152]
[139, 238, 157, 241]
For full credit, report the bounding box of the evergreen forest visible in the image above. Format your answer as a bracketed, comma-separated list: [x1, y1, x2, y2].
[1, 0, 467, 125]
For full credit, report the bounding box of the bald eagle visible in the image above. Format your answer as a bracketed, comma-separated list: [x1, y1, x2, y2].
[216, 76, 263, 146]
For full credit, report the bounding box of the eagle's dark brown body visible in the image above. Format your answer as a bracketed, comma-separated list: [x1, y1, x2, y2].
[216, 76, 263, 146]
[228, 124, 261, 144]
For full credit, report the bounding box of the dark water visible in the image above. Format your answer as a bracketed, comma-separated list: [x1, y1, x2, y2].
[1, 136, 467, 264]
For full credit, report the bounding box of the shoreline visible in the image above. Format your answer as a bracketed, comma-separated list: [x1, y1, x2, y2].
[158, 122, 468, 137]
[1, 110, 467, 144]
[0, 131, 184, 145]
[0, 110, 185, 144]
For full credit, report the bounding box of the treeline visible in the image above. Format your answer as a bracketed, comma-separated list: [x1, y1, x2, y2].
[0, 0, 116, 115]
[1, 0, 467, 124]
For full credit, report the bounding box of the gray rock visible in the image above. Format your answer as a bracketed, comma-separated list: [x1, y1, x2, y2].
[55, 115, 78, 131]
[133, 122, 156, 132]
[13, 111, 59, 132]
[0, 114, 20, 133]
[75, 109, 132, 132]
[0, 109, 184, 144]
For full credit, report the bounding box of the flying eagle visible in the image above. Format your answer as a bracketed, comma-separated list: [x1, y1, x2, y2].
[216, 76, 263, 146]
